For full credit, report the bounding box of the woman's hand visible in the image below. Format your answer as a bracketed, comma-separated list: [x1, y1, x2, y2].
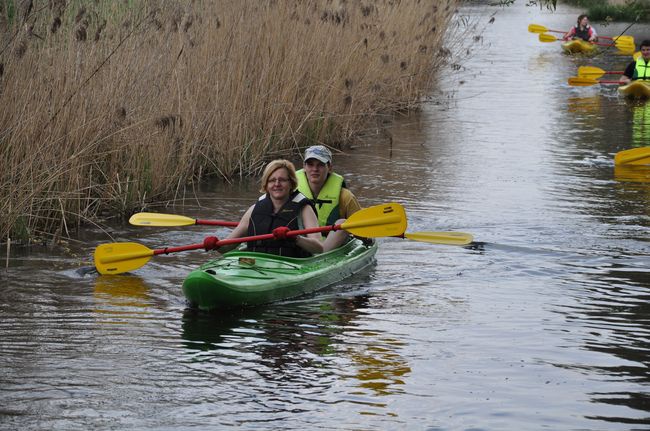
[203, 236, 220, 251]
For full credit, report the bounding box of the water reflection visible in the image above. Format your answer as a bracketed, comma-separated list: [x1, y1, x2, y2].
[180, 307, 263, 350]
[180, 295, 375, 359]
[567, 96, 601, 115]
[179, 293, 410, 416]
[345, 334, 410, 398]
[93, 275, 153, 321]
[180, 295, 371, 348]
[557, 259, 650, 425]
[632, 102, 650, 147]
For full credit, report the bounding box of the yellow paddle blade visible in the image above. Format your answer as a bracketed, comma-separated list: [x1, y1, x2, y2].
[615, 43, 635, 55]
[129, 212, 196, 227]
[615, 39, 635, 48]
[404, 231, 473, 245]
[528, 24, 548, 34]
[568, 76, 599, 86]
[614, 147, 650, 166]
[616, 43, 635, 51]
[341, 202, 407, 238]
[615, 38, 635, 45]
[577, 66, 606, 78]
[634, 51, 641, 60]
[616, 40, 635, 47]
[539, 33, 557, 43]
[94, 242, 154, 275]
[613, 35, 634, 44]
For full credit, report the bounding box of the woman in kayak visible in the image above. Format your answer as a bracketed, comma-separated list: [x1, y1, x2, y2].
[208, 159, 324, 257]
[563, 14, 598, 43]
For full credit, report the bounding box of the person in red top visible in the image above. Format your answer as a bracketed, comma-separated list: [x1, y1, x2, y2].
[563, 14, 598, 43]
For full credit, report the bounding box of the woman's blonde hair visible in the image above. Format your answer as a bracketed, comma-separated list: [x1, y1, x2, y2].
[259, 159, 298, 193]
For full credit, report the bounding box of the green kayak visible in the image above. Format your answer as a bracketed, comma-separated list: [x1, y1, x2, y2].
[182, 238, 377, 310]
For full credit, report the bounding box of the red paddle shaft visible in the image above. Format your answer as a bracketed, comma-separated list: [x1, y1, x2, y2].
[150, 224, 344, 255]
[195, 219, 238, 227]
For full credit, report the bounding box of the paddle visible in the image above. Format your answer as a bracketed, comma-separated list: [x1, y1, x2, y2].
[398, 231, 473, 246]
[614, 147, 650, 166]
[567, 76, 621, 86]
[528, 24, 634, 44]
[94, 202, 407, 275]
[577, 66, 624, 79]
[129, 211, 473, 246]
[538, 33, 635, 52]
[129, 212, 238, 227]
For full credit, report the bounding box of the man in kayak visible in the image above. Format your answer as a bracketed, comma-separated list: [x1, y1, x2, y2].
[297, 145, 362, 251]
[563, 14, 598, 42]
[620, 40, 650, 84]
[208, 159, 324, 257]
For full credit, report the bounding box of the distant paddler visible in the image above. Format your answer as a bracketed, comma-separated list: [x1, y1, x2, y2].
[563, 14, 598, 43]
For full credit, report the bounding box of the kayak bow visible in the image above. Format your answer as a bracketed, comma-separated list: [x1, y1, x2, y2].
[182, 238, 378, 310]
[618, 81, 650, 99]
[561, 39, 596, 54]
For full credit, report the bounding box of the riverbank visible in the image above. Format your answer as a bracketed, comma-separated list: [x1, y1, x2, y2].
[0, 0, 458, 243]
[563, 0, 650, 21]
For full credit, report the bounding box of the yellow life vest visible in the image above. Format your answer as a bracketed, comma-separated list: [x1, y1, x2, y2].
[296, 169, 344, 227]
[634, 57, 650, 81]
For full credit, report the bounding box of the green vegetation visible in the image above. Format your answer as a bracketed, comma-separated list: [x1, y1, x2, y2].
[562, 0, 650, 21]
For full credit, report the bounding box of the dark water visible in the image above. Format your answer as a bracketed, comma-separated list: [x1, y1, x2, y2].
[2, 2, 650, 430]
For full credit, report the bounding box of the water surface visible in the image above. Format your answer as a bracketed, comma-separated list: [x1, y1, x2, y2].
[2, 2, 650, 430]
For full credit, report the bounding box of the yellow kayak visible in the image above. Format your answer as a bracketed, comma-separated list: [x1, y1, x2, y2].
[561, 39, 596, 54]
[618, 81, 650, 99]
[614, 165, 650, 183]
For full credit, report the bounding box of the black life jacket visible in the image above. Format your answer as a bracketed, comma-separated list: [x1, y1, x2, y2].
[246, 191, 314, 258]
[574, 25, 591, 41]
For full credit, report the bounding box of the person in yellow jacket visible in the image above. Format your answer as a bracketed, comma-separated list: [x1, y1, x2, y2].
[296, 145, 362, 251]
[620, 40, 650, 84]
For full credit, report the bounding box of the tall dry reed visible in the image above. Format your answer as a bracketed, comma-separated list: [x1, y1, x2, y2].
[0, 0, 458, 242]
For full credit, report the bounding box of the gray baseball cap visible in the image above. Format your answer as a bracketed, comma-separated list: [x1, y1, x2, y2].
[303, 145, 332, 164]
